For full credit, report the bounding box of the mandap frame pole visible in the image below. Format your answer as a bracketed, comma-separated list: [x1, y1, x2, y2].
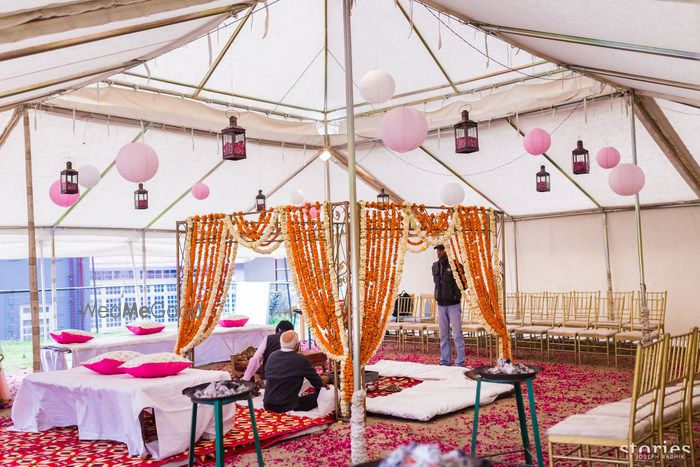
[629, 92, 650, 341]
[23, 108, 41, 372]
[342, 0, 367, 464]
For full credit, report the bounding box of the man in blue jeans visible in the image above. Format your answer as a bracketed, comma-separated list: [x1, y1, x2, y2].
[432, 245, 465, 366]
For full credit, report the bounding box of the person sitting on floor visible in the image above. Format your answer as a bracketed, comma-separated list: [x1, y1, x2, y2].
[243, 320, 295, 381]
[263, 330, 325, 413]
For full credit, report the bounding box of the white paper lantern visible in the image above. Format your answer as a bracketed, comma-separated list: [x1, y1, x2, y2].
[290, 188, 305, 205]
[116, 142, 159, 183]
[78, 164, 101, 189]
[440, 183, 465, 206]
[359, 70, 395, 105]
[380, 107, 428, 153]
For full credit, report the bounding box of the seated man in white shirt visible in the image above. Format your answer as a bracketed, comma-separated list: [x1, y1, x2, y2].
[243, 320, 295, 381]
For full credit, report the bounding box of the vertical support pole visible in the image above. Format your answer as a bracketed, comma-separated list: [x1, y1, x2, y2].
[23, 109, 41, 372]
[602, 212, 614, 317]
[628, 93, 650, 341]
[51, 229, 57, 330]
[342, 0, 366, 463]
[176, 221, 182, 324]
[90, 256, 99, 333]
[142, 230, 147, 307]
[512, 220, 521, 315]
[323, 0, 331, 204]
[129, 242, 141, 305]
[39, 241, 46, 327]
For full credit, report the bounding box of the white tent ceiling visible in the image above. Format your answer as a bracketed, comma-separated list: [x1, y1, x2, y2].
[0, 0, 698, 259]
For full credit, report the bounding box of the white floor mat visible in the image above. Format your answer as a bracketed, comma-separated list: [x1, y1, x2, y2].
[364, 360, 512, 421]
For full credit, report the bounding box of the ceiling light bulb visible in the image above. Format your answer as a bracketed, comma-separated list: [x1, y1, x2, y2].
[319, 149, 332, 161]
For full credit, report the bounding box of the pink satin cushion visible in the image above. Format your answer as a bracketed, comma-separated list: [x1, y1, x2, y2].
[49, 331, 93, 344]
[126, 324, 165, 335]
[218, 316, 249, 327]
[121, 361, 191, 378]
[83, 358, 128, 375]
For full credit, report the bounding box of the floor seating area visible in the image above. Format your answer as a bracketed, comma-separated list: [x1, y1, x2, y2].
[385, 291, 667, 366]
[547, 327, 699, 466]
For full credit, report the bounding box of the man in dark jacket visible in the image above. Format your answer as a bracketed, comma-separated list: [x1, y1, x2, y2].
[243, 320, 295, 381]
[432, 245, 465, 366]
[263, 330, 325, 413]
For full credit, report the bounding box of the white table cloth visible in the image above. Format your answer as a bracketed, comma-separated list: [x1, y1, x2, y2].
[12, 367, 233, 459]
[41, 325, 274, 371]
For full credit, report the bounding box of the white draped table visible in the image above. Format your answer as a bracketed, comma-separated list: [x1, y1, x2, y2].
[11, 367, 233, 459]
[40, 325, 274, 371]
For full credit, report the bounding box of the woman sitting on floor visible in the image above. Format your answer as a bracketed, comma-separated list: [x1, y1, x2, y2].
[243, 319, 295, 381]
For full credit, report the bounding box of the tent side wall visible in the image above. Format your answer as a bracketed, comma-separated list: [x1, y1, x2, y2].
[398, 205, 700, 335]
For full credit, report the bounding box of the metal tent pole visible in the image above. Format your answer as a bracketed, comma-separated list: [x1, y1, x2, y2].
[628, 93, 650, 341]
[22, 109, 41, 372]
[51, 229, 57, 330]
[602, 213, 614, 315]
[142, 230, 147, 308]
[342, 0, 366, 463]
[39, 241, 47, 329]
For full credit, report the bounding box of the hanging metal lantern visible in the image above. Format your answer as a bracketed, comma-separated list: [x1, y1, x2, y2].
[134, 183, 148, 209]
[453, 109, 479, 154]
[60, 161, 79, 194]
[536, 165, 550, 192]
[572, 140, 590, 175]
[255, 189, 266, 211]
[377, 188, 390, 204]
[221, 115, 246, 160]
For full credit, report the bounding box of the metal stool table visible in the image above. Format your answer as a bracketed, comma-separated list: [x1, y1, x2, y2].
[183, 380, 263, 467]
[469, 365, 544, 467]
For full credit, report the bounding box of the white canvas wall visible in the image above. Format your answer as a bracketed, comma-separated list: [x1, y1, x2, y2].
[398, 205, 700, 335]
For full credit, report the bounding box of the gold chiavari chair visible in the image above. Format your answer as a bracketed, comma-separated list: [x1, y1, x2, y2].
[505, 292, 525, 333]
[596, 292, 634, 330]
[684, 327, 700, 463]
[402, 294, 434, 352]
[548, 336, 668, 466]
[547, 291, 599, 360]
[513, 292, 555, 359]
[462, 297, 487, 357]
[577, 293, 627, 365]
[615, 291, 667, 366]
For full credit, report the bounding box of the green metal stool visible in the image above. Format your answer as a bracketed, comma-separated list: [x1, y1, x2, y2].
[469, 366, 544, 467]
[183, 380, 264, 467]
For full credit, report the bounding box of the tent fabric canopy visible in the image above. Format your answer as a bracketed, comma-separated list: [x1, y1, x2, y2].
[0, 0, 697, 259]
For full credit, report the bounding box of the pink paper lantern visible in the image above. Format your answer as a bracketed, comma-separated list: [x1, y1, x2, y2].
[116, 142, 159, 183]
[380, 106, 428, 153]
[49, 180, 79, 207]
[523, 128, 551, 155]
[191, 182, 210, 200]
[596, 147, 621, 169]
[302, 199, 319, 219]
[609, 163, 645, 196]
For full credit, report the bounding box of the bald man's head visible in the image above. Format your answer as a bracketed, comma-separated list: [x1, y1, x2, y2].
[280, 330, 299, 350]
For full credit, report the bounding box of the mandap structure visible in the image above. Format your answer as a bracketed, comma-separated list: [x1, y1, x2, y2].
[0, 0, 699, 463]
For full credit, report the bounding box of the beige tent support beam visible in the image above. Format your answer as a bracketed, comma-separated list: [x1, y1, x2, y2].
[417, 144, 506, 213]
[106, 79, 318, 122]
[0, 108, 22, 149]
[0, 61, 141, 102]
[510, 199, 700, 222]
[330, 148, 405, 203]
[569, 66, 700, 93]
[191, 5, 255, 98]
[36, 105, 323, 150]
[327, 68, 571, 123]
[323, 0, 331, 201]
[22, 108, 41, 372]
[474, 24, 699, 62]
[327, 60, 550, 114]
[144, 161, 225, 229]
[0, 3, 252, 62]
[243, 152, 321, 212]
[122, 72, 325, 115]
[506, 117, 604, 210]
[395, 1, 459, 93]
[53, 124, 151, 228]
[634, 95, 700, 198]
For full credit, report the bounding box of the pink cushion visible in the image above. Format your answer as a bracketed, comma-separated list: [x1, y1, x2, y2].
[49, 330, 93, 344]
[218, 316, 249, 327]
[83, 351, 142, 375]
[127, 324, 165, 335]
[121, 361, 191, 378]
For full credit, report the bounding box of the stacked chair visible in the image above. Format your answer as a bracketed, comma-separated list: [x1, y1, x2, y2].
[511, 293, 556, 360]
[546, 291, 599, 359]
[548, 328, 698, 466]
[615, 291, 667, 366]
[577, 292, 632, 365]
